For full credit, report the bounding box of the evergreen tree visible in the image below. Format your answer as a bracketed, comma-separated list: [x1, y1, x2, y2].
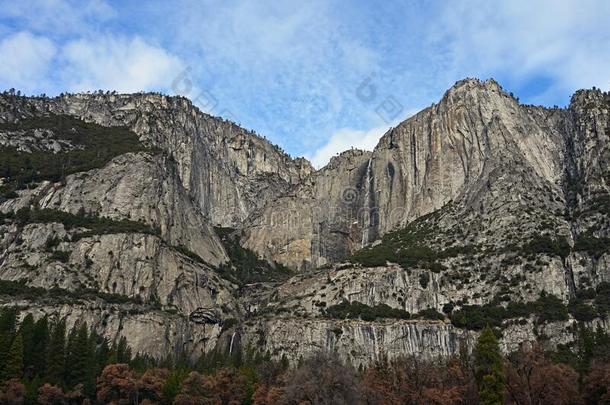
[116, 336, 132, 364]
[18, 314, 35, 372]
[31, 316, 49, 376]
[0, 308, 19, 381]
[1, 332, 24, 381]
[65, 323, 95, 392]
[474, 326, 506, 405]
[64, 323, 79, 383]
[0, 307, 18, 333]
[96, 337, 111, 372]
[45, 319, 66, 385]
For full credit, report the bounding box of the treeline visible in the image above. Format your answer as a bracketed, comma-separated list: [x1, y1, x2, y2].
[0, 307, 137, 404]
[1, 306, 609, 404]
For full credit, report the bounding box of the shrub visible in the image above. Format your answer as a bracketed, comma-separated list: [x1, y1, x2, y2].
[419, 273, 430, 289]
[214, 227, 293, 286]
[574, 235, 610, 258]
[442, 302, 455, 315]
[535, 293, 569, 323]
[569, 302, 598, 322]
[325, 301, 410, 321]
[0, 279, 141, 305]
[451, 293, 569, 330]
[521, 236, 570, 258]
[415, 308, 445, 320]
[50, 250, 70, 263]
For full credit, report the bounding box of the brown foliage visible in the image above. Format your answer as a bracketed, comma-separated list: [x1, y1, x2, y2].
[360, 356, 475, 405]
[96, 363, 138, 405]
[506, 345, 581, 405]
[0, 379, 26, 405]
[583, 362, 610, 404]
[174, 368, 246, 405]
[266, 352, 360, 405]
[253, 383, 286, 405]
[138, 368, 169, 402]
[37, 383, 66, 405]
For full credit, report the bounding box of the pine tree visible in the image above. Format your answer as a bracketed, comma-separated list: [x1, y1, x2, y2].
[64, 323, 79, 384]
[116, 336, 132, 364]
[31, 316, 49, 376]
[46, 319, 66, 385]
[474, 326, 506, 405]
[96, 337, 111, 371]
[0, 307, 18, 333]
[0, 308, 19, 381]
[18, 314, 35, 372]
[65, 323, 95, 391]
[2, 333, 24, 381]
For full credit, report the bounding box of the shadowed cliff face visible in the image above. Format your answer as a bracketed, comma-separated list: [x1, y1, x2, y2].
[0, 80, 609, 365]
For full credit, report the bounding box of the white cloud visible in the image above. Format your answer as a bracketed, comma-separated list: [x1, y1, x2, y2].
[307, 125, 390, 169]
[307, 105, 422, 169]
[59, 35, 183, 93]
[0, 30, 184, 95]
[166, 0, 383, 154]
[431, 0, 610, 96]
[0, 0, 115, 36]
[0, 31, 56, 92]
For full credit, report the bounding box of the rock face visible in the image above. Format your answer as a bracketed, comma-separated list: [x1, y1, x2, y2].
[0, 93, 313, 227]
[1, 79, 609, 364]
[242, 149, 373, 270]
[242, 79, 573, 268]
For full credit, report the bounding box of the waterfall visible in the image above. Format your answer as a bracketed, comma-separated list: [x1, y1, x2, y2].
[229, 331, 236, 354]
[361, 157, 373, 248]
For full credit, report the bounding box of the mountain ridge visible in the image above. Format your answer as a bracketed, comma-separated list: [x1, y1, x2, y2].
[0, 78, 609, 365]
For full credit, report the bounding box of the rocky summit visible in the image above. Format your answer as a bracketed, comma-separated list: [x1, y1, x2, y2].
[1, 78, 609, 366]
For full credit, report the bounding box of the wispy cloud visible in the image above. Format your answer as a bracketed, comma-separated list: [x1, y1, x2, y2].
[307, 107, 420, 169]
[0, 0, 115, 37]
[307, 125, 390, 169]
[60, 35, 183, 93]
[429, 0, 610, 104]
[0, 31, 56, 93]
[0, 0, 608, 165]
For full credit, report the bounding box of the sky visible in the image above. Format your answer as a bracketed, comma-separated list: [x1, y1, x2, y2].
[0, 0, 609, 168]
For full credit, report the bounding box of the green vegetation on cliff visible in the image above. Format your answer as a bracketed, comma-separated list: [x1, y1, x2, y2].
[4, 206, 159, 238]
[0, 114, 155, 198]
[215, 227, 293, 286]
[325, 300, 410, 321]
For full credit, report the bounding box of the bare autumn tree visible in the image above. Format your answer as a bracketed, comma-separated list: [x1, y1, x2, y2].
[174, 368, 246, 405]
[360, 355, 408, 404]
[420, 358, 475, 405]
[583, 362, 610, 404]
[271, 352, 360, 405]
[253, 385, 286, 405]
[505, 344, 581, 405]
[96, 364, 138, 405]
[252, 359, 288, 405]
[361, 355, 475, 405]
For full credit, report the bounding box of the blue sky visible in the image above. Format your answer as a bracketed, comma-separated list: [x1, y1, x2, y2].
[0, 0, 609, 167]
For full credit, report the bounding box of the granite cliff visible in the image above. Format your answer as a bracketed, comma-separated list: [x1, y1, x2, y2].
[0, 79, 609, 365]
